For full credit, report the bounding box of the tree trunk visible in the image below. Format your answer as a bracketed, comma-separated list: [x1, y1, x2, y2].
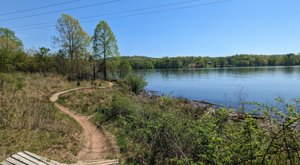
[103, 47, 107, 80]
[104, 57, 107, 80]
[93, 62, 96, 80]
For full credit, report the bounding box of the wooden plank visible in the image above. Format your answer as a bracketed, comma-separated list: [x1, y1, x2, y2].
[17, 152, 48, 165]
[80, 160, 118, 165]
[24, 151, 59, 165]
[1, 161, 14, 165]
[12, 154, 38, 165]
[96, 162, 118, 165]
[6, 157, 27, 165]
[2, 151, 118, 165]
[79, 160, 118, 163]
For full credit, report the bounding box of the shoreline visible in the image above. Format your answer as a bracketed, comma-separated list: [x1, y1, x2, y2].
[146, 90, 223, 109]
[145, 90, 267, 121]
[133, 65, 300, 71]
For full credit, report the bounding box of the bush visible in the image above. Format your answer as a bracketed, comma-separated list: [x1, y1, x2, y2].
[96, 93, 136, 122]
[122, 74, 147, 94]
[119, 60, 132, 79]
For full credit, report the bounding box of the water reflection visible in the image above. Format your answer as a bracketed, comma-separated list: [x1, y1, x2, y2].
[139, 66, 300, 78]
[136, 66, 300, 105]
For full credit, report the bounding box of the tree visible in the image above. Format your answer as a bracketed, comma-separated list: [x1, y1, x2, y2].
[93, 20, 119, 80]
[284, 53, 295, 66]
[34, 47, 51, 72]
[0, 27, 23, 52]
[0, 28, 24, 72]
[53, 14, 90, 77]
[54, 49, 68, 74]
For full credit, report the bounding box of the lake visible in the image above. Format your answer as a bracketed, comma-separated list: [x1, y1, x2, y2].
[136, 66, 300, 107]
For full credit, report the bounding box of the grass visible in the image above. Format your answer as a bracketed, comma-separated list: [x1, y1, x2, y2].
[58, 84, 207, 164]
[58, 86, 113, 116]
[0, 73, 86, 163]
[58, 81, 300, 164]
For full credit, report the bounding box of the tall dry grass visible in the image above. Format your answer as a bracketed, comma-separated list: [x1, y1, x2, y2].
[0, 73, 82, 163]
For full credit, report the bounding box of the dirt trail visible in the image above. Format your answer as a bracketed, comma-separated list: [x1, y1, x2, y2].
[49, 83, 117, 161]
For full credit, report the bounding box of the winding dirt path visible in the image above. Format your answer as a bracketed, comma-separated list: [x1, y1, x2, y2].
[49, 83, 117, 161]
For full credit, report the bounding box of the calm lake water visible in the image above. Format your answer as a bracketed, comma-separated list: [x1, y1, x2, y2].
[136, 66, 300, 106]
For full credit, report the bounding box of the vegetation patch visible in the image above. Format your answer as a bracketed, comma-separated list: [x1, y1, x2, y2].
[0, 73, 82, 163]
[61, 82, 300, 164]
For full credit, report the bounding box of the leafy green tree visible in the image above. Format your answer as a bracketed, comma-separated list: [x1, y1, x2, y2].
[0, 27, 23, 52]
[34, 47, 51, 72]
[53, 14, 90, 60]
[284, 53, 295, 66]
[219, 57, 227, 67]
[53, 14, 90, 78]
[93, 20, 119, 80]
[0, 28, 24, 72]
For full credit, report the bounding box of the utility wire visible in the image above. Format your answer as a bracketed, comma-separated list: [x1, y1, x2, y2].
[10, 0, 206, 29]
[0, 0, 81, 17]
[11, 0, 231, 30]
[0, 0, 121, 22]
[80, 0, 212, 20]
[105, 0, 234, 20]
[81, 0, 234, 22]
[13, 0, 233, 32]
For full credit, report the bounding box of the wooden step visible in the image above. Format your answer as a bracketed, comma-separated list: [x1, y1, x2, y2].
[75, 159, 118, 165]
[1, 151, 118, 165]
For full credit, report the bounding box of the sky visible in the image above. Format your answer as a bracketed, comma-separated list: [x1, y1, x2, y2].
[0, 0, 299, 57]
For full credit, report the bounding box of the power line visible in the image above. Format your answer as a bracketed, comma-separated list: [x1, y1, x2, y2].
[0, 0, 81, 17]
[11, 0, 232, 30]
[80, 0, 212, 20]
[106, 0, 234, 20]
[81, 0, 234, 22]
[0, 0, 121, 22]
[10, 0, 206, 29]
[13, 0, 233, 32]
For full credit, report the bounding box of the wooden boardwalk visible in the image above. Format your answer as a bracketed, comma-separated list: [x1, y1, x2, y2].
[1, 151, 118, 165]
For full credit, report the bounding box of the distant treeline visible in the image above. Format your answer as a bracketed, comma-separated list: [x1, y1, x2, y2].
[2, 20, 300, 77]
[122, 54, 300, 69]
[0, 15, 131, 81]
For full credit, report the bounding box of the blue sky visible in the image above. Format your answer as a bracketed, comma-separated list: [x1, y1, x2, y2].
[0, 0, 299, 57]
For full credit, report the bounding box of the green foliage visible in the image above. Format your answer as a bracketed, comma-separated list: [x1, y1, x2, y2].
[58, 81, 300, 164]
[53, 14, 90, 60]
[0, 27, 23, 52]
[122, 54, 300, 69]
[119, 59, 132, 79]
[85, 85, 300, 164]
[0, 27, 27, 72]
[52, 14, 91, 79]
[95, 92, 135, 122]
[122, 74, 147, 94]
[107, 57, 121, 80]
[93, 20, 119, 80]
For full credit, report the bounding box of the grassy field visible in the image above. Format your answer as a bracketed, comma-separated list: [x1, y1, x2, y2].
[0, 73, 87, 163]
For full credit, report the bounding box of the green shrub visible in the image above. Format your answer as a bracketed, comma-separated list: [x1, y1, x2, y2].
[122, 74, 147, 94]
[96, 93, 136, 122]
[119, 59, 132, 79]
[62, 79, 300, 164]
